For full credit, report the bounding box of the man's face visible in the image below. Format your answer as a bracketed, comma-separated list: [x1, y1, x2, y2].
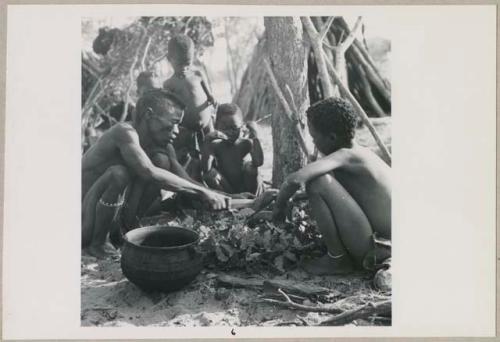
[147, 99, 184, 146]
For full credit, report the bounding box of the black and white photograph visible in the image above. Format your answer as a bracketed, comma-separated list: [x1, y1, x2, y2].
[81, 15, 392, 327]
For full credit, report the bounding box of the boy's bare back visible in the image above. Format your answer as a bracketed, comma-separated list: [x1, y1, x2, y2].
[330, 145, 391, 238]
[163, 71, 213, 131]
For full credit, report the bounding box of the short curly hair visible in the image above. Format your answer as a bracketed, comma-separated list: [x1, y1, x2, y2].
[216, 103, 242, 120]
[135, 89, 185, 124]
[167, 34, 195, 66]
[306, 97, 358, 144]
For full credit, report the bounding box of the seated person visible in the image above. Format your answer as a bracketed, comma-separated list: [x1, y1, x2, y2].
[136, 71, 158, 97]
[163, 34, 215, 181]
[272, 97, 391, 275]
[82, 89, 229, 259]
[202, 103, 264, 196]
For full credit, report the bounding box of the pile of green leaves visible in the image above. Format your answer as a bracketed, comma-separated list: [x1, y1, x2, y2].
[141, 202, 326, 273]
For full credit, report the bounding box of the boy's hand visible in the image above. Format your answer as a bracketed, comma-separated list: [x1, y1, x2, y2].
[272, 206, 287, 223]
[205, 130, 228, 142]
[246, 121, 259, 139]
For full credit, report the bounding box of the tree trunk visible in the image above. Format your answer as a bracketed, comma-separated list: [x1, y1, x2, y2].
[264, 17, 309, 187]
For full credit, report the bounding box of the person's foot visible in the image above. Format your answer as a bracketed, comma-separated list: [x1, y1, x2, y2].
[300, 254, 355, 276]
[86, 242, 119, 259]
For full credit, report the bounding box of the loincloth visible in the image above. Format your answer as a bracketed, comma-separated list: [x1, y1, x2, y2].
[362, 234, 391, 271]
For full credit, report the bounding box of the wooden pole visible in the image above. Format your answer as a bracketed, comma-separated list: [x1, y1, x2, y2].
[323, 50, 392, 164]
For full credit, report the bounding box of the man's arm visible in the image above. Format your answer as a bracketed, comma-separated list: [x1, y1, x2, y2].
[114, 126, 228, 208]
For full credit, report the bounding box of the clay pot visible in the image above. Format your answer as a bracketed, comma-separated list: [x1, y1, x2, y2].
[121, 225, 203, 292]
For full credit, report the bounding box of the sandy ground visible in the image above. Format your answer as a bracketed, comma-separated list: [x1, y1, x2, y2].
[81, 118, 392, 327]
[81, 255, 388, 327]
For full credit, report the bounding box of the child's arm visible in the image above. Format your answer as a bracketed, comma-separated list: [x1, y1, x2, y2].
[246, 121, 264, 167]
[201, 140, 216, 174]
[273, 149, 351, 221]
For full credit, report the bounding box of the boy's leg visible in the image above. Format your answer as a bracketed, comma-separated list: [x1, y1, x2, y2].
[84, 165, 130, 258]
[242, 160, 264, 196]
[305, 173, 374, 274]
[203, 168, 235, 193]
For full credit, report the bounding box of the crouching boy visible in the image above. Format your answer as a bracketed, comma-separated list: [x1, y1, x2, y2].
[273, 97, 391, 275]
[201, 103, 264, 196]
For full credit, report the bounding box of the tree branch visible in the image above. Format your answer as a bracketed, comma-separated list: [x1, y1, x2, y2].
[322, 50, 392, 164]
[263, 57, 311, 158]
[319, 300, 391, 326]
[318, 16, 335, 42]
[259, 288, 343, 314]
[339, 16, 362, 52]
[301, 16, 336, 97]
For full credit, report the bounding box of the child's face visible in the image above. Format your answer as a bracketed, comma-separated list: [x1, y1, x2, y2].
[308, 119, 336, 155]
[216, 115, 243, 143]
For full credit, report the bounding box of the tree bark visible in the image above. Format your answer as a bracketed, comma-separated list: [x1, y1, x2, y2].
[265, 17, 310, 187]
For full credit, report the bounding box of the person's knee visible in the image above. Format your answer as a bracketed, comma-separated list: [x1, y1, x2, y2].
[306, 173, 335, 195]
[242, 160, 258, 176]
[107, 165, 130, 189]
[203, 168, 220, 184]
[151, 152, 171, 170]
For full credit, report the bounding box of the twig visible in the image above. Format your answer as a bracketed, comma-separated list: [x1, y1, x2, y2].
[255, 114, 272, 123]
[140, 36, 153, 71]
[259, 288, 343, 314]
[322, 50, 392, 164]
[319, 300, 391, 326]
[318, 16, 335, 42]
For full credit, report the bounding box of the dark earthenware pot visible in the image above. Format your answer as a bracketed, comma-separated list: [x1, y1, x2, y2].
[121, 225, 203, 293]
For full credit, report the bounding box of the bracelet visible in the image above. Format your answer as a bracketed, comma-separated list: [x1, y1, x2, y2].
[327, 251, 345, 259]
[99, 198, 125, 207]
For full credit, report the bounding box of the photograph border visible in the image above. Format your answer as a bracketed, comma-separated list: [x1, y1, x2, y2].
[0, 0, 497, 341]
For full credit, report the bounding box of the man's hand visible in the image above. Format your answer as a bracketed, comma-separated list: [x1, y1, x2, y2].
[201, 190, 230, 210]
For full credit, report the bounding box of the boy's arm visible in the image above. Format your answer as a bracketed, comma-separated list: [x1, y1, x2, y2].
[246, 121, 264, 167]
[273, 149, 351, 220]
[114, 126, 228, 209]
[201, 140, 216, 174]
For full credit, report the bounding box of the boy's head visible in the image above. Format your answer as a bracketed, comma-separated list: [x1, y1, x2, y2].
[306, 97, 358, 154]
[167, 34, 195, 68]
[215, 103, 244, 143]
[135, 89, 185, 146]
[136, 71, 157, 97]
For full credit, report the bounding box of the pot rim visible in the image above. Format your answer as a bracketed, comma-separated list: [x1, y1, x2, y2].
[123, 225, 200, 251]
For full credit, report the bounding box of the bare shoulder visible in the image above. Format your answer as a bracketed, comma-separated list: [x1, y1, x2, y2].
[110, 122, 139, 144]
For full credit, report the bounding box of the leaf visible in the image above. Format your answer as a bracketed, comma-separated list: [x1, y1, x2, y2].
[246, 252, 261, 261]
[284, 251, 297, 262]
[274, 255, 285, 272]
[263, 230, 272, 251]
[215, 245, 228, 262]
[219, 242, 236, 258]
[293, 237, 302, 248]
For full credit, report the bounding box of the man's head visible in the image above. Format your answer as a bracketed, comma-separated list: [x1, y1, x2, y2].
[135, 89, 185, 146]
[306, 97, 358, 155]
[167, 34, 195, 68]
[136, 71, 157, 97]
[215, 103, 244, 143]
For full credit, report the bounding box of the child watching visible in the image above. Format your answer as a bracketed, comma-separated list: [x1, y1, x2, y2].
[201, 103, 264, 196]
[272, 97, 391, 275]
[163, 34, 215, 181]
